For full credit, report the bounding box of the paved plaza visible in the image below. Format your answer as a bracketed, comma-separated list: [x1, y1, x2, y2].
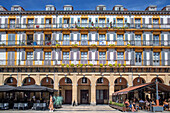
[0, 105, 169, 113]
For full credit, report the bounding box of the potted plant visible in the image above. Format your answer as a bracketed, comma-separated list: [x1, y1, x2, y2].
[110, 22, 112, 28]
[118, 64, 121, 67]
[89, 64, 93, 66]
[114, 63, 117, 67]
[70, 64, 74, 67]
[84, 64, 87, 67]
[56, 44, 60, 48]
[61, 64, 65, 67]
[123, 64, 126, 67]
[91, 22, 94, 26]
[100, 64, 103, 67]
[76, 64, 79, 67]
[66, 64, 69, 68]
[80, 64, 83, 67]
[109, 64, 113, 67]
[109, 44, 115, 46]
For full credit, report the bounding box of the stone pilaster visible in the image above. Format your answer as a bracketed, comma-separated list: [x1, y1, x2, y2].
[109, 74, 114, 102]
[36, 74, 40, 85]
[72, 74, 78, 105]
[17, 74, 22, 86]
[0, 74, 4, 85]
[90, 74, 96, 105]
[164, 74, 169, 85]
[128, 74, 133, 87]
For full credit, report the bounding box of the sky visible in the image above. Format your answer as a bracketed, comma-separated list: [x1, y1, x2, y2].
[0, 0, 169, 11]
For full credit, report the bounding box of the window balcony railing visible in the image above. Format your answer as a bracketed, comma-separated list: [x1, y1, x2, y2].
[0, 40, 170, 46]
[0, 60, 169, 66]
[0, 23, 169, 29]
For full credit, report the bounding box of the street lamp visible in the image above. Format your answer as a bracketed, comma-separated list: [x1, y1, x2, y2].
[120, 75, 122, 83]
[137, 74, 140, 83]
[46, 75, 48, 82]
[65, 74, 67, 83]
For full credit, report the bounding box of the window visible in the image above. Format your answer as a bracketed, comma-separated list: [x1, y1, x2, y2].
[99, 19, 105, 23]
[153, 35, 159, 46]
[28, 19, 34, 24]
[14, 7, 19, 11]
[97, 78, 103, 83]
[117, 34, 123, 40]
[135, 19, 141, 24]
[81, 34, 87, 40]
[63, 52, 69, 60]
[117, 34, 124, 45]
[65, 78, 72, 83]
[99, 52, 106, 60]
[45, 52, 51, 60]
[153, 19, 159, 24]
[10, 19, 15, 24]
[117, 19, 123, 23]
[117, 52, 124, 59]
[99, 34, 105, 41]
[27, 52, 33, 60]
[135, 52, 142, 63]
[82, 77, 87, 83]
[81, 52, 87, 60]
[63, 34, 69, 40]
[153, 52, 160, 61]
[64, 18, 69, 24]
[97, 7, 99, 10]
[81, 19, 87, 23]
[45, 18, 51, 24]
[8, 34, 15, 45]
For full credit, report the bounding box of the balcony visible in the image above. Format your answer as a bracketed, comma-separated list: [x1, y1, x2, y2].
[0, 59, 169, 66]
[0, 23, 169, 29]
[0, 40, 169, 47]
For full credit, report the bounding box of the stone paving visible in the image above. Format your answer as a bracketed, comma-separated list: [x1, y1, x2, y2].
[0, 105, 169, 113]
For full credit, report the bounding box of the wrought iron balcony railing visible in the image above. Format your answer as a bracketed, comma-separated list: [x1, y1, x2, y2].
[0, 23, 169, 29]
[0, 60, 169, 66]
[0, 40, 170, 46]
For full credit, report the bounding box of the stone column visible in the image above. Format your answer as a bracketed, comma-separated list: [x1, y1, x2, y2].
[17, 74, 22, 86]
[0, 74, 4, 85]
[36, 74, 40, 85]
[90, 74, 96, 105]
[109, 74, 114, 102]
[164, 74, 169, 85]
[72, 74, 78, 105]
[146, 74, 150, 83]
[54, 74, 59, 96]
[128, 74, 133, 87]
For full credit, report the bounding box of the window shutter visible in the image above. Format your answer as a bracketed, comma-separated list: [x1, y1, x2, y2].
[143, 50, 147, 66]
[95, 51, 98, 60]
[40, 51, 43, 60]
[95, 33, 98, 41]
[52, 50, 56, 61]
[53, 18, 56, 24]
[77, 51, 80, 60]
[58, 51, 62, 61]
[59, 18, 62, 23]
[131, 18, 134, 24]
[70, 51, 74, 60]
[113, 51, 116, 61]
[59, 33, 62, 41]
[34, 51, 37, 60]
[142, 18, 145, 24]
[107, 51, 110, 61]
[131, 51, 135, 66]
[89, 33, 92, 41]
[143, 34, 146, 46]
[34, 33, 38, 41]
[160, 18, 163, 25]
[150, 51, 153, 66]
[89, 51, 92, 61]
[113, 33, 116, 41]
[52, 33, 56, 45]
[21, 51, 25, 61]
[167, 18, 170, 24]
[131, 33, 134, 45]
[23, 18, 26, 24]
[77, 33, 80, 41]
[125, 51, 128, 61]
[71, 18, 74, 24]
[162, 51, 165, 66]
[125, 34, 128, 41]
[71, 33, 73, 41]
[40, 33, 44, 45]
[0, 34, 1, 41]
[16, 18, 19, 27]
[149, 18, 152, 24]
[41, 18, 44, 24]
[168, 51, 170, 66]
[107, 33, 110, 41]
[149, 34, 152, 41]
[35, 18, 38, 24]
[161, 34, 164, 46]
[0, 18, 1, 28]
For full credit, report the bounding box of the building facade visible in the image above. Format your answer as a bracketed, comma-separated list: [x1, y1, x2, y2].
[0, 4, 170, 105]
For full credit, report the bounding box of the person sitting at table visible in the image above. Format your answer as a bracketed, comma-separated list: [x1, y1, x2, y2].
[163, 99, 169, 110]
[145, 99, 150, 111]
[124, 99, 131, 111]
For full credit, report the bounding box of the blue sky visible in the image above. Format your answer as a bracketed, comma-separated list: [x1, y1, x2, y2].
[0, 0, 169, 11]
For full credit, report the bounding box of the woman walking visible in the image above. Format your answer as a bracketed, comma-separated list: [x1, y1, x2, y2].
[49, 95, 54, 112]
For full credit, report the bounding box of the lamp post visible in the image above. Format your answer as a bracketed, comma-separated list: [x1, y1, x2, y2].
[156, 75, 159, 106]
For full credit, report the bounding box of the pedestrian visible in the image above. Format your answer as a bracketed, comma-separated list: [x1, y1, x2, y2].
[49, 95, 54, 112]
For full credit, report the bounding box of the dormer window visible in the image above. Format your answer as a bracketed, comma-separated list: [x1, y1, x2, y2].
[14, 7, 18, 11]
[64, 5, 73, 11]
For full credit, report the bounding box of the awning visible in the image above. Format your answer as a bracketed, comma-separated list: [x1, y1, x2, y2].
[16, 84, 57, 92]
[113, 82, 170, 95]
[0, 85, 17, 92]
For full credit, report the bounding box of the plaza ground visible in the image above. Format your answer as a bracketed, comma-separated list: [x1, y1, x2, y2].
[0, 105, 169, 113]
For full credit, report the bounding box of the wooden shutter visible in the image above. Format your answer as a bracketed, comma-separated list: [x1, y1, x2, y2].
[59, 33, 62, 41]
[70, 51, 74, 60]
[142, 18, 145, 24]
[41, 18, 44, 24]
[107, 51, 110, 61]
[125, 33, 128, 41]
[131, 51, 135, 66]
[162, 51, 165, 66]
[107, 33, 110, 41]
[113, 33, 116, 41]
[161, 34, 164, 46]
[35, 18, 38, 24]
[71, 18, 74, 24]
[53, 18, 56, 24]
[149, 18, 152, 24]
[143, 50, 147, 66]
[150, 51, 153, 66]
[71, 33, 73, 41]
[21, 51, 25, 61]
[77, 51, 80, 60]
[77, 33, 80, 41]
[125, 51, 128, 61]
[95, 51, 98, 60]
[40, 33, 44, 45]
[52, 50, 56, 61]
[89, 51, 92, 61]
[160, 18, 163, 25]
[23, 18, 26, 24]
[52, 33, 56, 45]
[113, 51, 116, 61]
[131, 18, 134, 24]
[95, 33, 98, 41]
[143, 34, 146, 46]
[40, 51, 43, 60]
[89, 33, 92, 41]
[34, 51, 37, 61]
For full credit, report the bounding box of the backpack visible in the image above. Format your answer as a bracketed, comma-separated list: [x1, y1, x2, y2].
[52, 97, 55, 102]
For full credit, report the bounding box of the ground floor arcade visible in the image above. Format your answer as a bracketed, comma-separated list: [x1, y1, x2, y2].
[0, 72, 169, 105]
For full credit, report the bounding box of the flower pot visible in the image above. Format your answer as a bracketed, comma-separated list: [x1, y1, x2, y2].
[36, 25, 39, 28]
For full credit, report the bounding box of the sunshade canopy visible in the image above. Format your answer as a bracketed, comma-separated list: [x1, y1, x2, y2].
[0, 85, 17, 92]
[113, 82, 170, 95]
